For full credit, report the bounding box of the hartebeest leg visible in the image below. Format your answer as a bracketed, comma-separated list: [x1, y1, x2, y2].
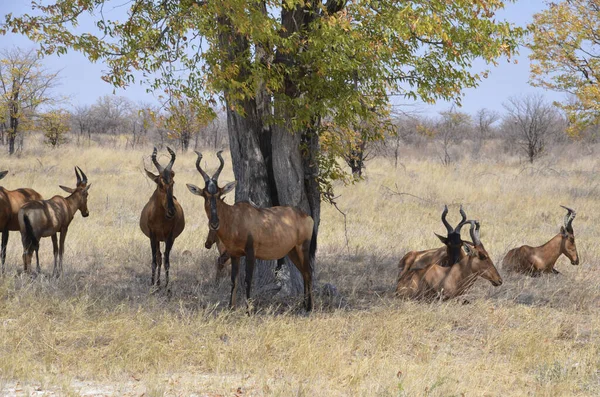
[245, 243, 255, 309]
[230, 256, 240, 309]
[288, 243, 313, 312]
[164, 235, 174, 289]
[57, 229, 68, 277]
[51, 234, 59, 276]
[150, 235, 157, 286]
[156, 242, 163, 287]
[1, 228, 8, 274]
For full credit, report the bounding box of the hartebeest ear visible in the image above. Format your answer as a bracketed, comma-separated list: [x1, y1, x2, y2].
[84, 183, 92, 192]
[59, 185, 76, 194]
[435, 233, 449, 245]
[186, 183, 204, 196]
[0, 170, 7, 180]
[145, 169, 159, 184]
[463, 243, 473, 255]
[221, 181, 237, 196]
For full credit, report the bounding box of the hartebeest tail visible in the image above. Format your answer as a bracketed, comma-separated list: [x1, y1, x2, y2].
[18, 167, 91, 276]
[0, 169, 43, 273]
[187, 151, 316, 312]
[397, 205, 470, 278]
[140, 147, 185, 288]
[502, 206, 579, 276]
[396, 221, 502, 300]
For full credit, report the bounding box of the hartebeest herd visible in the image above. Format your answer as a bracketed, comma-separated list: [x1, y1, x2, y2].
[0, 149, 582, 312]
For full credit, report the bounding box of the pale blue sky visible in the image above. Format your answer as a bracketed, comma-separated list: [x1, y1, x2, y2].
[0, 0, 563, 116]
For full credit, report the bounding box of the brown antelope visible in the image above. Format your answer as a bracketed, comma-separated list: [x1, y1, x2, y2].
[140, 147, 185, 288]
[186, 151, 316, 311]
[18, 167, 91, 276]
[396, 221, 503, 300]
[502, 206, 578, 276]
[0, 169, 43, 273]
[397, 205, 470, 278]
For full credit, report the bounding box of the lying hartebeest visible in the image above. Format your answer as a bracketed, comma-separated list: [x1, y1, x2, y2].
[187, 151, 316, 311]
[19, 167, 91, 276]
[140, 147, 185, 288]
[0, 169, 43, 273]
[396, 220, 503, 300]
[397, 205, 470, 278]
[502, 206, 579, 276]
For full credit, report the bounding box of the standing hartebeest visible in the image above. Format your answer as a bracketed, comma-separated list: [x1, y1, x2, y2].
[18, 167, 91, 276]
[140, 147, 185, 288]
[186, 151, 317, 311]
[0, 169, 43, 273]
[502, 206, 579, 276]
[397, 205, 470, 278]
[396, 220, 503, 300]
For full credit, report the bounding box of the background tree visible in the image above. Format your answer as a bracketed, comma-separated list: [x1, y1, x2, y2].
[40, 108, 70, 147]
[436, 109, 472, 165]
[0, 48, 60, 154]
[163, 100, 213, 152]
[4, 0, 524, 297]
[530, 0, 600, 134]
[70, 104, 93, 145]
[502, 94, 562, 163]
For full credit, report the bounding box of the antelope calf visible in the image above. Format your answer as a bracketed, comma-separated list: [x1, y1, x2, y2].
[502, 206, 579, 276]
[18, 167, 91, 276]
[0, 169, 43, 273]
[187, 151, 316, 311]
[140, 147, 185, 288]
[398, 206, 470, 278]
[396, 221, 503, 300]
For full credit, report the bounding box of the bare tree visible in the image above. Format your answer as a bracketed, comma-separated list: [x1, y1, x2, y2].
[436, 108, 472, 165]
[502, 94, 562, 163]
[475, 108, 500, 138]
[71, 104, 93, 145]
[0, 48, 61, 154]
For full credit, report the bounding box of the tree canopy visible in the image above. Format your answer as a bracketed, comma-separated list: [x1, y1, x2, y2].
[3, 0, 524, 181]
[530, 0, 600, 134]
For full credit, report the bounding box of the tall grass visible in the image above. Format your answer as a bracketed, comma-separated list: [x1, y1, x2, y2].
[1, 136, 599, 395]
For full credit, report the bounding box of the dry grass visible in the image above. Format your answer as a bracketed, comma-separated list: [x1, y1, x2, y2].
[1, 136, 600, 396]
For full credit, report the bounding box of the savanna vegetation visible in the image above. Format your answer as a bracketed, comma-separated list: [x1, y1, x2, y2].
[2, 0, 600, 394]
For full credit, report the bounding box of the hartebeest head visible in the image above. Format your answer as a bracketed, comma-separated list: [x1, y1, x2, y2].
[464, 220, 502, 286]
[59, 166, 91, 217]
[559, 205, 578, 265]
[435, 205, 469, 266]
[0, 170, 7, 180]
[186, 150, 236, 232]
[145, 147, 177, 219]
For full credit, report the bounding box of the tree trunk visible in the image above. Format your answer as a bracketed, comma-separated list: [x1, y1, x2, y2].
[8, 115, 18, 155]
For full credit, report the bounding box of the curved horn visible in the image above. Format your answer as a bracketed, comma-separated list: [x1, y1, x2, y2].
[194, 151, 210, 183]
[213, 150, 225, 181]
[441, 205, 453, 233]
[467, 220, 481, 246]
[165, 146, 176, 173]
[453, 205, 469, 233]
[74, 166, 82, 185]
[151, 147, 164, 173]
[560, 205, 576, 230]
[76, 166, 88, 184]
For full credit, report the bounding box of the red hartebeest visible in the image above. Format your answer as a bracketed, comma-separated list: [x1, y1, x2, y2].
[18, 167, 91, 276]
[396, 221, 503, 300]
[0, 169, 43, 273]
[397, 205, 470, 278]
[186, 151, 316, 311]
[502, 206, 579, 276]
[140, 147, 185, 288]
